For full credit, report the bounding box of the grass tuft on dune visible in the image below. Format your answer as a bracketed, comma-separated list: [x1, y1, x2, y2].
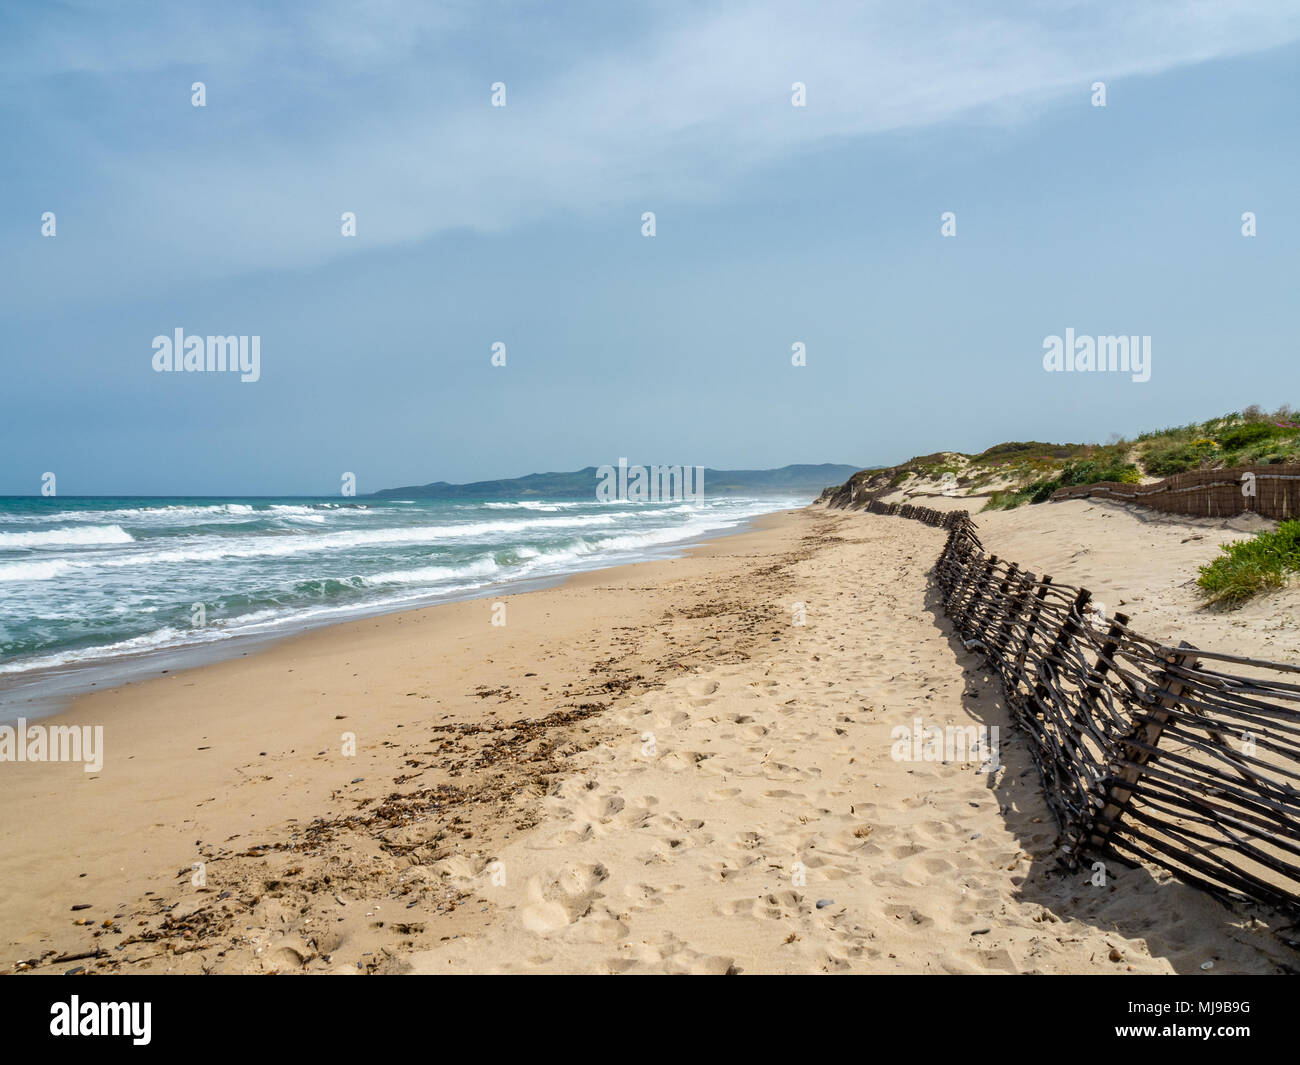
[1198, 520, 1300, 607]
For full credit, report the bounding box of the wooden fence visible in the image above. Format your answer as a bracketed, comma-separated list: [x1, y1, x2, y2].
[863, 499, 1300, 917]
[1051, 464, 1300, 520]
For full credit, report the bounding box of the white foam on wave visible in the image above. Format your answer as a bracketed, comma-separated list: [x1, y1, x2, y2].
[364, 556, 502, 585]
[276, 514, 327, 525]
[0, 583, 494, 675]
[0, 525, 134, 548]
[0, 513, 630, 581]
[0, 559, 73, 581]
[0, 502, 373, 526]
[268, 504, 356, 515]
[482, 500, 603, 511]
[102, 503, 256, 519]
[0, 625, 218, 675]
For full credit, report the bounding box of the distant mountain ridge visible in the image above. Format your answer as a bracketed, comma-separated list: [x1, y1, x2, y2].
[370, 464, 865, 501]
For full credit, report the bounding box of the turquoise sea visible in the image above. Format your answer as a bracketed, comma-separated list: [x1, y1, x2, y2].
[0, 494, 801, 686]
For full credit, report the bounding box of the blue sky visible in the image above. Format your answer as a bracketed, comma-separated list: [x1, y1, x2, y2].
[2, 1, 1298, 495]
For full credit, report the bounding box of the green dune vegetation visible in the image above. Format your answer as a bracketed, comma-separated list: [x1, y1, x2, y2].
[819, 404, 1299, 514]
[1197, 520, 1300, 607]
[983, 405, 1300, 510]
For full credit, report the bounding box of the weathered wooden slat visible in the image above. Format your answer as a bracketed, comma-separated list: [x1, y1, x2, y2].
[860, 504, 1300, 919]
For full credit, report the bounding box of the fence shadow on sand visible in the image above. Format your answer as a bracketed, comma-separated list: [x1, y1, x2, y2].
[866, 499, 1300, 955]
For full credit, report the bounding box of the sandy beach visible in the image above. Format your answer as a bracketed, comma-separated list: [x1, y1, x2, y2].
[1, 502, 1296, 975]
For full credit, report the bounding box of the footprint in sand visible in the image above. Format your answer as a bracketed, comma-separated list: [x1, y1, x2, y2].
[518, 862, 611, 935]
